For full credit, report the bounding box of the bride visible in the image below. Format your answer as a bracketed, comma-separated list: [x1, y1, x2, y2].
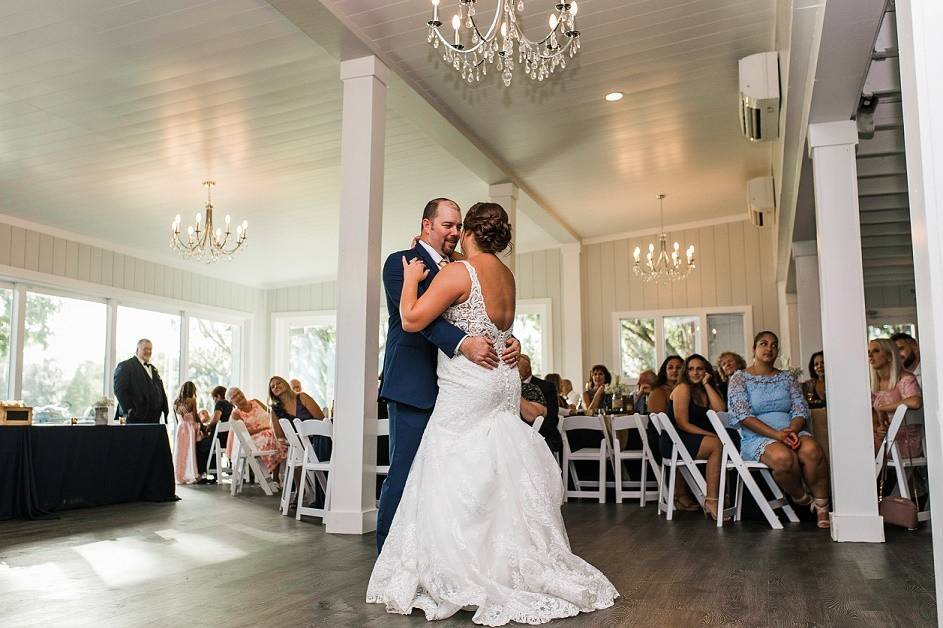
[366, 202, 618, 625]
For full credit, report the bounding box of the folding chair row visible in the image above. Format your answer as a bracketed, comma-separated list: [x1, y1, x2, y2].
[205, 419, 232, 482]
[230, 419, 278, 497]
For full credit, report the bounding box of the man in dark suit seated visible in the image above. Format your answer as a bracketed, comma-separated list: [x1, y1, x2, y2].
[518, 354, 563, 455]
[113, 339, 169, 424]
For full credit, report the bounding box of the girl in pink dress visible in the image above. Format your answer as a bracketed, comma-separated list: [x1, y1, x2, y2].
[225, 386, 288, 477]
[173, 381, 201, 485]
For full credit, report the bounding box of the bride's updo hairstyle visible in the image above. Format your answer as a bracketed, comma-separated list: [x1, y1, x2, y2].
[463, 202, 512, 254]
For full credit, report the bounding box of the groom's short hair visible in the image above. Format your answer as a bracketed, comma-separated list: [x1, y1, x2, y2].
[422, 198, 459, 222]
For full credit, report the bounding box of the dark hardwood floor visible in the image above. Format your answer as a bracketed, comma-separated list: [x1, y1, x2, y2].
[0, 485, 936, 627]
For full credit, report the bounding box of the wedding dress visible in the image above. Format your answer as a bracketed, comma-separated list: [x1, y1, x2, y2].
[367, 261, 618, 626]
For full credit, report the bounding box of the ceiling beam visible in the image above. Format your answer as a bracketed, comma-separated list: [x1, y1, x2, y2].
[856, 153, 907, 176]
[265, 0, 579, 243]
[859, 208, 911, 224]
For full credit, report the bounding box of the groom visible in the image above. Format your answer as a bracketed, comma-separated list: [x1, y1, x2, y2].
[376, 197, 520, 553]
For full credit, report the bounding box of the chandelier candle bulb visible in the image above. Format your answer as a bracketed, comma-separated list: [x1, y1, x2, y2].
[549, 14, 558, 30]
[432, 0, 439, 23]
[452, 14, 461, 45]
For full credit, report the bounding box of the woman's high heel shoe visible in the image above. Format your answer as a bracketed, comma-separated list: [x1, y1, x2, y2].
[703, 497, 732, 524]
[811, 497, 831, 529]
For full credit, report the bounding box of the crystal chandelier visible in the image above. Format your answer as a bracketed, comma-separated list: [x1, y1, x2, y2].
[170, 181, 248, 263]
[426, 0, 581, 86]
[633, 194, 695, 283]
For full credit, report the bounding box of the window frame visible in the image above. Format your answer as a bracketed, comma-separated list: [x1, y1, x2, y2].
[515, 298, 554, 375]
[611, 306, 753, 378]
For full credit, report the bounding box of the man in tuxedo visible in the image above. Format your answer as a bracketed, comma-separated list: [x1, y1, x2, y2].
[376, 197, 521, 553]
[518, 354, 563, 454]
[113, 339, 169, 424]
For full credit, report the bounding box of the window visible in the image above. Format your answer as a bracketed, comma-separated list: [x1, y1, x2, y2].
[515, 299, 553, 376]
[619, 318, 656, 380]
[615, 308, 751, 379]
[868, 323, 917, 340]
[188, 317, 236, 410]
[116, 306, 181, 412]
[22, 292, 106, 423]
[707, 313, 746, 363]
[0, 288, 11, 397]
[664, 315, 701, 359]
[288, 319, 336, 408]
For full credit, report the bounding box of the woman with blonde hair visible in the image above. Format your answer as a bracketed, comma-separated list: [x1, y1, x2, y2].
[868, 338, 922, 447]
[714, 351, 746, 401]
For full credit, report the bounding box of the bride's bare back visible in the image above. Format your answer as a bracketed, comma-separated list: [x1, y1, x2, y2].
[462, 254, 516, 331]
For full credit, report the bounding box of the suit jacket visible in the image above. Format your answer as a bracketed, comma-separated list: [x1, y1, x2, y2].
[379, 244, 466, 410]
[113, 356, 169, 423]
[530, 375, 563, 453]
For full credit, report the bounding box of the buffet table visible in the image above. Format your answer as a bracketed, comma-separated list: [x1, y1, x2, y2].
[0, 424, 176, 520]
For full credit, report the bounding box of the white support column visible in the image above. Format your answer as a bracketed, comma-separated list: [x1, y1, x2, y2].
[807, 120, 883, 542]
[327, 55, 389, 535]
[489, 182, 518, 274]
[896, 0, 943, 605]
[104, 299, 118, 397]
[776, 280, 801, 367]
[560, 243, 583, 385]
[792, 240, 823, 367]
[9, 284, 26, 400]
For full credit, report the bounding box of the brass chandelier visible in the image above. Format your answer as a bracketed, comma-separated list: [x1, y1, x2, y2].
[170, 181, 247, 263]
[426, 0, 581, 86]
[633, 194, 695, 284]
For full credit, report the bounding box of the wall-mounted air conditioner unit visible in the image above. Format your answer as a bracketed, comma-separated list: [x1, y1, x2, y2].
[747, 177, 775, 227]
[739, 52, 780, 142]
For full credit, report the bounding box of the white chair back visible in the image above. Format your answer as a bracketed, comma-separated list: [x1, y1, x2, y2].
[531, 415, 544, 433]
[229, 420, 277, 497]
[206, 420, 232, 480]
[560, 415, 609, 503]
[293, 418, 334, 522]
[874, 404, 929, 521]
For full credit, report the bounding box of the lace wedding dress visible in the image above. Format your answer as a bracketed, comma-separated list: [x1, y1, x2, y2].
[366, 261, 618, 626]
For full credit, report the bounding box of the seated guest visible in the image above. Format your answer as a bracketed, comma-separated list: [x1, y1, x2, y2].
[210, 385, 233, 448]
[269, 375, 328, 466]
[289, 378, 304, 394]
[868, 338, 922, 447]
[225, 386, 289, 482]
[632, 370, 657, 414]
[518, 355, 562, 453]
[520, 377, 547, 425]
[715, 352, 746, 400]
[647, 356, 684, 414]
[559, 378, 578, 412]
[544, 373, 567, 413]
[891, 332, 922, 386]
[658, 354, 727, 522]
[172, 381, 209, 485]
[582, 364, 613, 413]
[801, 351, 826, 409]
[727, 331, 830, 528]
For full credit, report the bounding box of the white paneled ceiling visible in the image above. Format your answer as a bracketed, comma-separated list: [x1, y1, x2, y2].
[326, 0, 777, 236]
[0, 0, 777, 286]
[0, 0, 532, 286]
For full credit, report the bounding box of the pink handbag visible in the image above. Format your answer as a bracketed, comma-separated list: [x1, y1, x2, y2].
[895, 424, 924, 458]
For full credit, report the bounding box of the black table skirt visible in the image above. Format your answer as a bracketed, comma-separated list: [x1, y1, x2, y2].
[0, 425, 176, 520]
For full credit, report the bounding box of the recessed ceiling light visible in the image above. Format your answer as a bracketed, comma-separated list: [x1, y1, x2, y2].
[605, 92, 624, 102]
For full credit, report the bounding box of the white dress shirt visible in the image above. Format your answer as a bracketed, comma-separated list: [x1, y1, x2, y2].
[416, 239, 466, 356]
[137, 355, 153, 379]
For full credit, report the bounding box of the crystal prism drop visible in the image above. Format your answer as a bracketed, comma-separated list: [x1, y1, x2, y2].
[503, 69, 512, 86]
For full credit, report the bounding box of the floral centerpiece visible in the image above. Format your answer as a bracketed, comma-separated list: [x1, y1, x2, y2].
[605, 376, 632, 411]
[93, 396, 115, 425]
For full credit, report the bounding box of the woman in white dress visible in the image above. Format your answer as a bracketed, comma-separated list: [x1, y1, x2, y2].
[366, 203, 618, 626]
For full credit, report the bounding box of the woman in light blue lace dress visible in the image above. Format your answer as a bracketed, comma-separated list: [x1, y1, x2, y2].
[727, 331, 831, 528]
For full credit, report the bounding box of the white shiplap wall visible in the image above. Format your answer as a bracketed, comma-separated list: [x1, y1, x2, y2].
[580, 219, 780, 368]
[515, 248, 563, 374]
[0, 222, 262, 312]
[267, 280, 338, 313]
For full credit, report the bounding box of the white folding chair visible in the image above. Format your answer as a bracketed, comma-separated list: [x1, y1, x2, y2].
[206, 420, 232, 482]
[229, 420, 277, 497]
[278, 418, 320, 516]
[609, 414, 661, 505]
[294, 418, 333, 522]
[707, 410, 799, 529]
[561, 415, 608, 503]
[874, 404, 929, 522]
[376, 419, 390, 478]
[652, 412, 707, 519]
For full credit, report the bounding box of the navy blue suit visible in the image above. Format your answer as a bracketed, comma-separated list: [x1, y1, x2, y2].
[376, 244, 465, 552]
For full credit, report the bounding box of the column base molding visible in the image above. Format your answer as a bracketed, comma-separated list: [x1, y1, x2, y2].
[325, 507, 378, 535]
[829, 512, 885, 543]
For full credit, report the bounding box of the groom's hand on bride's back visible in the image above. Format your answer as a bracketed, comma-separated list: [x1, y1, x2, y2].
[502, 337, 521, 368]
[459, 336, 500, 369]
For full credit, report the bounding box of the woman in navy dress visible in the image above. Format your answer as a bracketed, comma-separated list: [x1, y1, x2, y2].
[658, 354, 728, 521]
